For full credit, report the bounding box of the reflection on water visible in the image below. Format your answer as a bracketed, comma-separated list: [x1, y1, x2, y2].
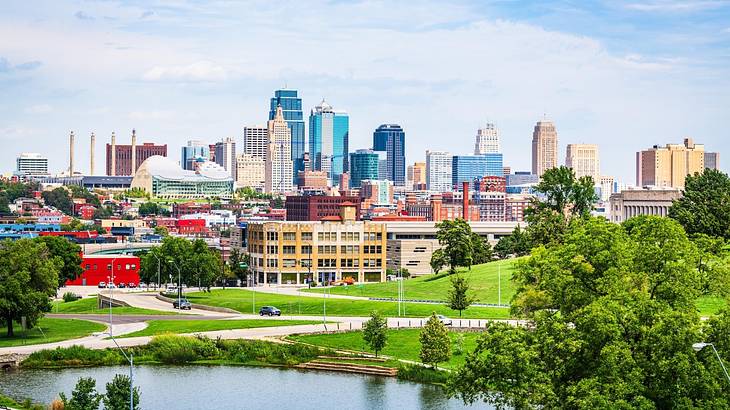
[0, 365, 489, 410]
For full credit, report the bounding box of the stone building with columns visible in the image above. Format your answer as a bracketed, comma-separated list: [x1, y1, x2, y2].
[609, 188, 682, 223]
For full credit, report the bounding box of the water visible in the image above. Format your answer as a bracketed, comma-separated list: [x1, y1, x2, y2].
[0, 365, 487, 409]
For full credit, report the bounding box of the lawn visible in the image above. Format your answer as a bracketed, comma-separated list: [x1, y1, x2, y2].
[186, 289, 511, 319]
[289, 328, 481, 369]
[121, 319, 322, 338]
[52, 297, 175, 315]
[0, 317, 106, 348]
[303, 259, 517, 305]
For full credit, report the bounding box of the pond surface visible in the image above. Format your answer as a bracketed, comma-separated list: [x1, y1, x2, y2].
[0, 365, 489, 409]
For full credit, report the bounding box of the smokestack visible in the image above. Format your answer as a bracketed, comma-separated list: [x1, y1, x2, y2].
[462, 181, 469, 221]
[131, 129, 137, 174]
[111, 131, 116, 176]
[90, 132, 95, 176]
[69, 131, 75, 176]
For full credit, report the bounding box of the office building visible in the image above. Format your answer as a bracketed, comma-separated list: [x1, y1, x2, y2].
[705, 152, 720, 170]
[16, 153, 49, 177]
[599, 176, 615, 202]
[360, 180, 394, 205]
[106, 130, 167, 176]
[309, 100, 349, 184]
[566, 143, 600, 181]
[236, 153, 265, 190]
[426, 150, 452, 192]
[636, 138, 705, 188]
[609, 188, 682, 223]
[285, 194, 362, 221]
[474, 123, 500, 155]
[506, 172, 539, 186]
[452, 154, 503, 188]
[265, 106, 294, 193]
[407, 162, 427, 190]
[532, 120, 558, 177]
[349, 149, 380, 188]
[297, 170, 329, 190]
[130, 156, 234, 199]
[269, 89, 306, 180]
[181, 140, 209, 171]
[243, 126, 268, 159]
[373, 124, 406, 186]
[214, 137, 237, 181]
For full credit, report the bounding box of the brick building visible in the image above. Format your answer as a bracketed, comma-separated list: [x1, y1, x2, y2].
[66, 255, 140, 286]
[285, 195, 361, 221]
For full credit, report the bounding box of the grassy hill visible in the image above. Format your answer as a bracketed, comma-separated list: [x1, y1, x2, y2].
[303, 258, 517, 305]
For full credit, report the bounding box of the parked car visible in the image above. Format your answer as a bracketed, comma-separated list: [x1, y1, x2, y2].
[259, 306, 281, 316]
[165, 285, 179, 294]
[172, 298, 192, 310]
[97, 281, 106, 288]
[435, 315, 452, 326]
[108, 283, 116, 289]
[118, 283, 126, 289]
[128, 283, 137, 288]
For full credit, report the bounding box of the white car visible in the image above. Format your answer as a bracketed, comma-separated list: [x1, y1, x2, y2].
[435, 315, 452, 326]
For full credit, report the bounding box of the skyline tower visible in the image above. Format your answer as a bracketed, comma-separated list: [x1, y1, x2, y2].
[636, 138, 705, 188]
[566, 143, 600, 181]
[426, 150, 452, 192]
[474, 123, 500, 155]
[266, 105, 294, 193]
[181, 140, 209, 170]
[349, 149, 380, 188]
[269, 89, 305, 182]
[373, 124, 406, 186]
[309, 99, 349, 184]
[214, 137, 237, 181]
[532, 120, 558, 177]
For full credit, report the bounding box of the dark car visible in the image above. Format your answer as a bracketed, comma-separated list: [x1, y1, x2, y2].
[98, 281, 106, 288]
[259, 306, 281, 316]
[173, 298, 192, 310]
[118, 283, 126, 289]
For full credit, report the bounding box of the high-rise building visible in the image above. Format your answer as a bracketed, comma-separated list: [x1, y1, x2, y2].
[474, 123, 500, 155]
[531, 120, 558, 177]
[15, 153, 49, 177]
[214, 137, 237, 181]
[426, 150, 452, 192]
[599, 176, 615, 202]
[565, 144, 600, 181]
[269, 89, 305, 180]
[360, 180, 394, 205]
[372, 124, 406, 186]
[181, 140, 209, 170]
[636, 138, 705, 188]
[452, 154, 503, 189]
[236, 153, 265, 190]
[309, 99, 349, 184]
[705, 152, 720, 170]
[407, 162, 426, 190]
[266, 106, 294, 193]
[243, 126, 268, 159]
[349, 149, 380, 188]
[106, 132, 167, 176]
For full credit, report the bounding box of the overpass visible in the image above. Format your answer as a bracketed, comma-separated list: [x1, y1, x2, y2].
[82, 238, 222, 255]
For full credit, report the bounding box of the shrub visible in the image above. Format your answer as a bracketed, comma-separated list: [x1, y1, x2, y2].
[397, 364, 449, 385]
[146, 335, 218, 364]
[63, 292, 80, 303]
[23, 345, 123, 368]
[453, 333, 465, 356]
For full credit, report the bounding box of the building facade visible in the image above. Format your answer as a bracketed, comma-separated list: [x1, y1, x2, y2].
[181, 140, 209, 171]
[426, 150, 452, 192]
[705, 152, 720, 171]
[236, 153, 265, 190]
[373, 124, 406, 186]
[214, 137, 237, 181]
[130, 156, 234, 199]
[407, 162, 427, 190]
[349, 149, 380, 188]
[452, 154, 503, 188]
[66, 255, 140, 286]
[285, 195, 362, 221]
[566, 144, 600, 181]
[309, 100, 349, 184]
[609, 188, 682, 223]
[269, 89, 306, 181]
[16, 153, 49, 177]
[243, 126, 268, 159]
[531, 120, 558, 177]
[474, 123, 500, 155]
[360, 180, 394, 205]
[636, 138, 705, 188]
[265, 106, 294, 193]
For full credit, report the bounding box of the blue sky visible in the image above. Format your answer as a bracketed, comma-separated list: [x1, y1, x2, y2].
[1, 0, 729, 182]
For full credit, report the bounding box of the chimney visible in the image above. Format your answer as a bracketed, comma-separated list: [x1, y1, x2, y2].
[69, 131, 75, 175]
[90, 132, 95, 175]
[131, 129, 137, 173]
[431, 193, 442, 222]
[111, 131, 117, 176]
[462, 181, 469, 221]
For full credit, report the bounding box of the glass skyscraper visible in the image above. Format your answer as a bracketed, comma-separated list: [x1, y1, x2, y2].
[181, 140, 209, 170]
[372, 124, 405, 186]
[269, 89, 305, 181]
[349, 149, 380, 188]
[309, 100, 349, 184]
[452, 153, 503, 188]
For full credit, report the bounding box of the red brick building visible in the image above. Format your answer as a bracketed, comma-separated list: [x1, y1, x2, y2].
[173, 202, 212, 218]
[177, 219, 207, 235]
[285, 195, 361, 221]
[106, 142, 167, 176]
[66, 255, 140, 286]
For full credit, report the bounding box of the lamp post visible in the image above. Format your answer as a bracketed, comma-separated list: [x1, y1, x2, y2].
[108, 257, 119, 337]
[150, 252, 161, 289]
[108, 328, 135, 410]
[693, 342, 730, 385]
[168, 259, 182, 309]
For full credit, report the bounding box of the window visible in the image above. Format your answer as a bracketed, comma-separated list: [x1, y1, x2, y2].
[267, 245, 279, 254]
[131, 264, 136, 270]
[301, 245, 312, 255]
[125, 264, 130, 270]
[93, 264, 97, 270]
[301, 232, 312, 241]
[283, 232, 296, 241]
[85, 264, 90, 270]
[107, 264, 112, 270]
[282, 259, 296, 268]
[267, 231, 278, 241]
[283, 246, 296, 255]
[266, 259, 278, 268]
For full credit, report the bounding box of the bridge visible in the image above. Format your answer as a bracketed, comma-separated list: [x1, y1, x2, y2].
[81, 238, 222, 255]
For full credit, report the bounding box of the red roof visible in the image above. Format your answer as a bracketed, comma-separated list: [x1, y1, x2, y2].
[320, 215, 342, 221]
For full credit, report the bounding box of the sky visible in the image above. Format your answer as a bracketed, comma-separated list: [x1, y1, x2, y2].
[1, 0, 729, 183]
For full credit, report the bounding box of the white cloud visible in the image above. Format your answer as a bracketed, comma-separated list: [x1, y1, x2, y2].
[25, 104, 53, 114]
[142, 61, 228, 82]
[625, 1, 728, 12]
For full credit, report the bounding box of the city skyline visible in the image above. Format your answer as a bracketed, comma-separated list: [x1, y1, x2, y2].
[1, 1, 729, 182]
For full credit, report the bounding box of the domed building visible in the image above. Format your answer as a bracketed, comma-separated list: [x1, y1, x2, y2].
[131, 155, 234, 199]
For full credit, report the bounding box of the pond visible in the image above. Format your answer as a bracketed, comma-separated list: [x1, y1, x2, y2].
[0, 365, 489, 409]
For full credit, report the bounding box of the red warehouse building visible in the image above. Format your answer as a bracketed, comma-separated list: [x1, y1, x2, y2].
[177, 219, 207, 235]
[66, 255, 140, 286]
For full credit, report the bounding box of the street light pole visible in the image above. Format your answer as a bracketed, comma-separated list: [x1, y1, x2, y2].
[150, 252, 161, 289]
[168, 259, 182, 309]
[694, 342, 730, 385]
[108, 257, 118, 337]
[108, 332, 135, 410]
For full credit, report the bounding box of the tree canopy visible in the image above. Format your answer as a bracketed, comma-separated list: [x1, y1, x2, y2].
[446, 274, 475, 317]
[420, 313, 451, 368]
[34, 236, 83, 288]
[669, 168, 730, 240]
[140, 237, 220, 290]
[42, 187, 73, 215]
[433, 219, 474, 274]
[362, 310, 388, 357]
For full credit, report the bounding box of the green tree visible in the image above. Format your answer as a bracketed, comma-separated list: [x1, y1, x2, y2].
[34, 236, 83, 288]
[153, 225, 169, 236]
[470, 232, 492, 265]
[434, 219, 473, 274]
[0, 239, 59, 337]
[362, 310, 388, 357]
[228, 248, 249, 284]
[103, 374, 140, 410]
[420, 313, 451, 369]
[669, 168, 730, 240]
[42, 187, 73, 215]
[430, 248, 448, 273]
[59, 377, 101, 410]
[446, 274, 475, 317]
[138, 202, 161, 216]
[93, 205, 114, 219]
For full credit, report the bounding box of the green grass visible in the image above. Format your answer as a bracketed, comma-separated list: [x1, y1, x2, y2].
[289, 328, 481, 369]
[51, 297, 175, 315]
[121, 319, 322, 338]
[697, 296, 727, 316]
[0, 317, 106, 348]
[303, 259, 517, 304]
[186, 289, 510, 319]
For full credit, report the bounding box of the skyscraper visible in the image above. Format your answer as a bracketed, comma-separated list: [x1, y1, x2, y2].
[452, 154, 503, 188]
[349, 149, 380, 188]
[474, 123, 500, 155]
[636, 138, 705, 188]
[407, 161, 426, 190]
[214, 137, 237, 181]
[705, 152, 720, 170]
[532, 120, 558, 177]
[181, 140, 209, 170]
[269, 89, 305, 181]
[16, 153, 49, 177]
[243, 126, 268, 159]
[373, 124, 406, 186]
[266, 105, 294, 193]
[309, 99, 349, 184]
[426, 150, 452, 192]
[565, 144, 600, 181]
